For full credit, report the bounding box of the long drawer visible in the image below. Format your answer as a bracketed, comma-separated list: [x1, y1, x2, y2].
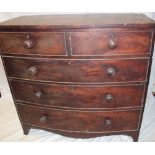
[4, 57, 149, 84]
[11, 80, 145, 109]
[17, 103, 141, 132]
[69, 30, 152, 56]
[0, 32, 66, 56]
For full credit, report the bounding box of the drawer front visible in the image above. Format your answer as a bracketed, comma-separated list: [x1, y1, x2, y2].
[4, 57, 149, 83]
[11, 80, 145, 109]
[17, 104, 140, 132]
[0, 33, 66, 55]
[70, 30, 152, 55]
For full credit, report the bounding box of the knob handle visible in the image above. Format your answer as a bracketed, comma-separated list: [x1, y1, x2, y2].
[40, 115, 48, 123]
[28, 66, 37, 75]
[105, 118, 112, 126]
[23, 40, 33, 49]
[108, 39, 117, 50]
[105, 94, 113, 102]
[106, 67, 116, 76]
[34, 91, 43, 98]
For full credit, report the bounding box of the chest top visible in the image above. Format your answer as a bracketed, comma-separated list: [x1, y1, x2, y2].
[0, 13, 155, 31]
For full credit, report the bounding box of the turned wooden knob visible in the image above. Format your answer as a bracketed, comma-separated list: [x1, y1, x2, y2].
[105, 94, 113, 102]
[23, 40, 33, 49]
[108, 39, 118, 50]
[105, 118, 112, 126]
[40, 115, 48, 123]
[34, 91, 43, 98]
[28, 66, 37, 75]
[106, 67, 116, 76]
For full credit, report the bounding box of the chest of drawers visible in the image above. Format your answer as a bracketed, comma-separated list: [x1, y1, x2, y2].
[0, 14, 155, 141]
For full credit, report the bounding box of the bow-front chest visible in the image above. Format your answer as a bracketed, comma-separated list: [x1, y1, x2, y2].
[0, 14, 155, 141]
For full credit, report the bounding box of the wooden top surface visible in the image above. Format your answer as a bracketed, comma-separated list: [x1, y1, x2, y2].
[0, 13, 155, 30]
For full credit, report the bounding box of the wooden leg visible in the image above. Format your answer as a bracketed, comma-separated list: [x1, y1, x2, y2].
[125, 131, 139, 142]
[22, 124, 30, 135]
[133, 136, 139, 142]
[131, 133, 139, 142]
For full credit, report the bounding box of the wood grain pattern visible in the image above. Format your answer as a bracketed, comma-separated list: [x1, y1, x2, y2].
[17, 103, 140, 132]
[10, 80, 145, 109]
[3, 57, 149, 83]
[0, 14, 155, 31]
[0, 89, 140, 141]
[0, 32, 66, 55]
[22, 124, 139, 140]
[70, 30, 152, 55]
[0, 14, 154, 141]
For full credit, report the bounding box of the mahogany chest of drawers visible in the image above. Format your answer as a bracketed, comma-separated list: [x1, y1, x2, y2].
[0, 14, 155, 141]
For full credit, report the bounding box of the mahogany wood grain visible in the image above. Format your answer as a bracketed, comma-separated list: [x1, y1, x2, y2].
[0, 14, 154, 141]
[10, 80, 145, 109]
[4, 57, 149, 83]
[17, 103, 140, 132]
[70, 30, 152, 55]
[22, 124, 139, 141]
[0, 14, 155, 31]
[0, 32, 66, 55]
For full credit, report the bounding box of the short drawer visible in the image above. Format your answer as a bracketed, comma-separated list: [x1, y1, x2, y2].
[17, 104, 140, 132]
[70, 30, 152, 56]
[11, 80, 145, 109]
[4, 57, 149, 83]
[0, 32, 66, 55]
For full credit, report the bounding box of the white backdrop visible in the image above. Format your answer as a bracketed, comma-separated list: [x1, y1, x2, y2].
[0, 12, 155, 141]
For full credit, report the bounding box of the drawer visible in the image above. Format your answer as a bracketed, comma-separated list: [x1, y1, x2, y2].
[4, 57, 149, 83]
[11, 80, 145, 109]
[0, 32, 66, 55]
[17, 104, 140, 132]
[70, 30, 152, 55]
